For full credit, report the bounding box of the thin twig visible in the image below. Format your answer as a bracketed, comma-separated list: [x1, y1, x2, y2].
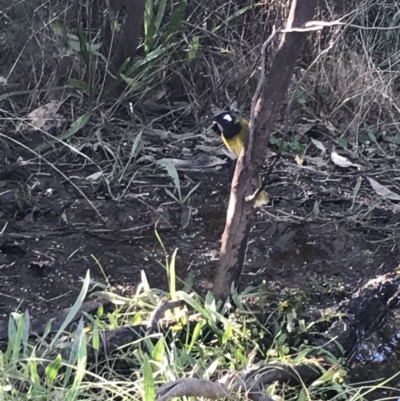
[282, 20, 400, 32]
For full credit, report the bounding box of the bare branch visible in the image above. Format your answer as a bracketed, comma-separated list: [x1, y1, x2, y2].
[146, 300, 184, 335]
[156, 378, 228, 401]
[155, 362, 323, 401]
[281, 19, 400, 32]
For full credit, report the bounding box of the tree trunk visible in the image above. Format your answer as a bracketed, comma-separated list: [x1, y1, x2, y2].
[107, 0, 146, 75]
[212, 0, 318, 301]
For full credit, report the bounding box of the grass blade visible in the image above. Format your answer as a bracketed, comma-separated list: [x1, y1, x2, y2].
[45, 354, 63, 386]
[159, 159, 182, 201]
[144, 0, 156, 52]
[123, 47, 166, 77]
[37, 111, 92, 152]
[64, 318, 85, 388]
[165, 1, 186, 41]
[165, 188, 180, 204]
[143, 354, 155, 401]
[168, 248, 178, 301]
[183, 181, 200, 204]
[187, 35, 200, 63]
[22, 310, 30, 357]
[213, 6, 252, 32]
[155, 0, 167, 30]
[50, 270, 91, 347]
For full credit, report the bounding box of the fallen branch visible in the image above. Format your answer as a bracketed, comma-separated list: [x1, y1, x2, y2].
[156, 362, 323, 401]
[319, 272, 400, 359]
[146, 299, 184, 335]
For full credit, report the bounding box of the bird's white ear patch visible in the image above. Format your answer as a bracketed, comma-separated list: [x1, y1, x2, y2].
[222, 113, 233, 122]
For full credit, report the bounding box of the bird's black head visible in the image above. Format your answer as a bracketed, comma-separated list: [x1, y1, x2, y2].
[212, 110, 241, 139]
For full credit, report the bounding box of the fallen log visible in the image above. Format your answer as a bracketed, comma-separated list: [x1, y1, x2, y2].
[320, 272, 400, 360]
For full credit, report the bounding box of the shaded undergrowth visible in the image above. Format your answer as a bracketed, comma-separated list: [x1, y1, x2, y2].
[1, 264, 399, 401]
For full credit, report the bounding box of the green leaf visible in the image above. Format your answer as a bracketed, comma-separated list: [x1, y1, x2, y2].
[165, 188, 181, 204]
[351, 176, 362, 210]
[68, 78, 90, 92]
[165, 1, 187, 42]
[50, 270, 91, 348]
[183, 271, 194, 293]
[8, 313, 24, 363]
[154, 229, 166, 254]
[143, 354, 156, 401]
[159, 159, 181, 199]
[124, 47, 166, 77]
[144, 0, 156, 52]
[45, 354, 63, 386]
[213, 6, 252, 32]
[297, 89, 307, 104]
[187, 320, 203, 352]
[221, 322, 232, 345]
[312, 367, 336, 386]
[120, 73, 147, 93]
[37, 111, 92, 152]
[67, 33, 81, 53]
[336, 138, 348, 149]
[297, 388, 307, 401]
[155, 0, 168, 30]
[92, 321, 100, 351]
[0, 89, 34, 102]
[64, 318, 86, 388]
[91, 291, 130, 306]
[140, 270, 158, 304]
[62, 112, 92, 139]
[358, 133, 370, 145]
[28, 354, 40, 384]
[152, 338, 165, 362]
[131, 312, 142, 325]
[187, 35, 200, 63]
[66, 320, 87, 401]
[51, 21, 64, 35]
[365, 126, 378, 143]
[203, 358, 219, 380]
[97, 304, 104, 318]
[119, 132, 144, 183]
[22, 310, 30, 357]
[269, 136, 282, 146]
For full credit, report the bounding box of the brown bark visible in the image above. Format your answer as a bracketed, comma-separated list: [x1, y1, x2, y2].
[108, 0, 146, 75]
[212, 0, 318, 301]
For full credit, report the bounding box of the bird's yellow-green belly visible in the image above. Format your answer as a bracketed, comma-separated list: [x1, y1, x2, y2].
[221, 135, 244, 159]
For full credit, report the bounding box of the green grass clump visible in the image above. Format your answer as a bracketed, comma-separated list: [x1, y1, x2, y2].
[0, 252, 398, 401]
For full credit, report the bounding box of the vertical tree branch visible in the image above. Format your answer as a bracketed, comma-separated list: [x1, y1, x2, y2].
[212, 0, 318, 302]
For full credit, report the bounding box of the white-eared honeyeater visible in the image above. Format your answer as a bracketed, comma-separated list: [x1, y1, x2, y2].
[212, 110, 268, 207]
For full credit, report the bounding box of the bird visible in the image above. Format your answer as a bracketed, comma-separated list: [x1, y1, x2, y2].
[211, 110, 268, 207]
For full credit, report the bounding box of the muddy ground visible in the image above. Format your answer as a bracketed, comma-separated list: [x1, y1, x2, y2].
[1, 121, 400, 396]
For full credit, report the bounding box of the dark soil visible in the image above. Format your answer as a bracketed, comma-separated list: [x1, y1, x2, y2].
[1, 123, 400, 397]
